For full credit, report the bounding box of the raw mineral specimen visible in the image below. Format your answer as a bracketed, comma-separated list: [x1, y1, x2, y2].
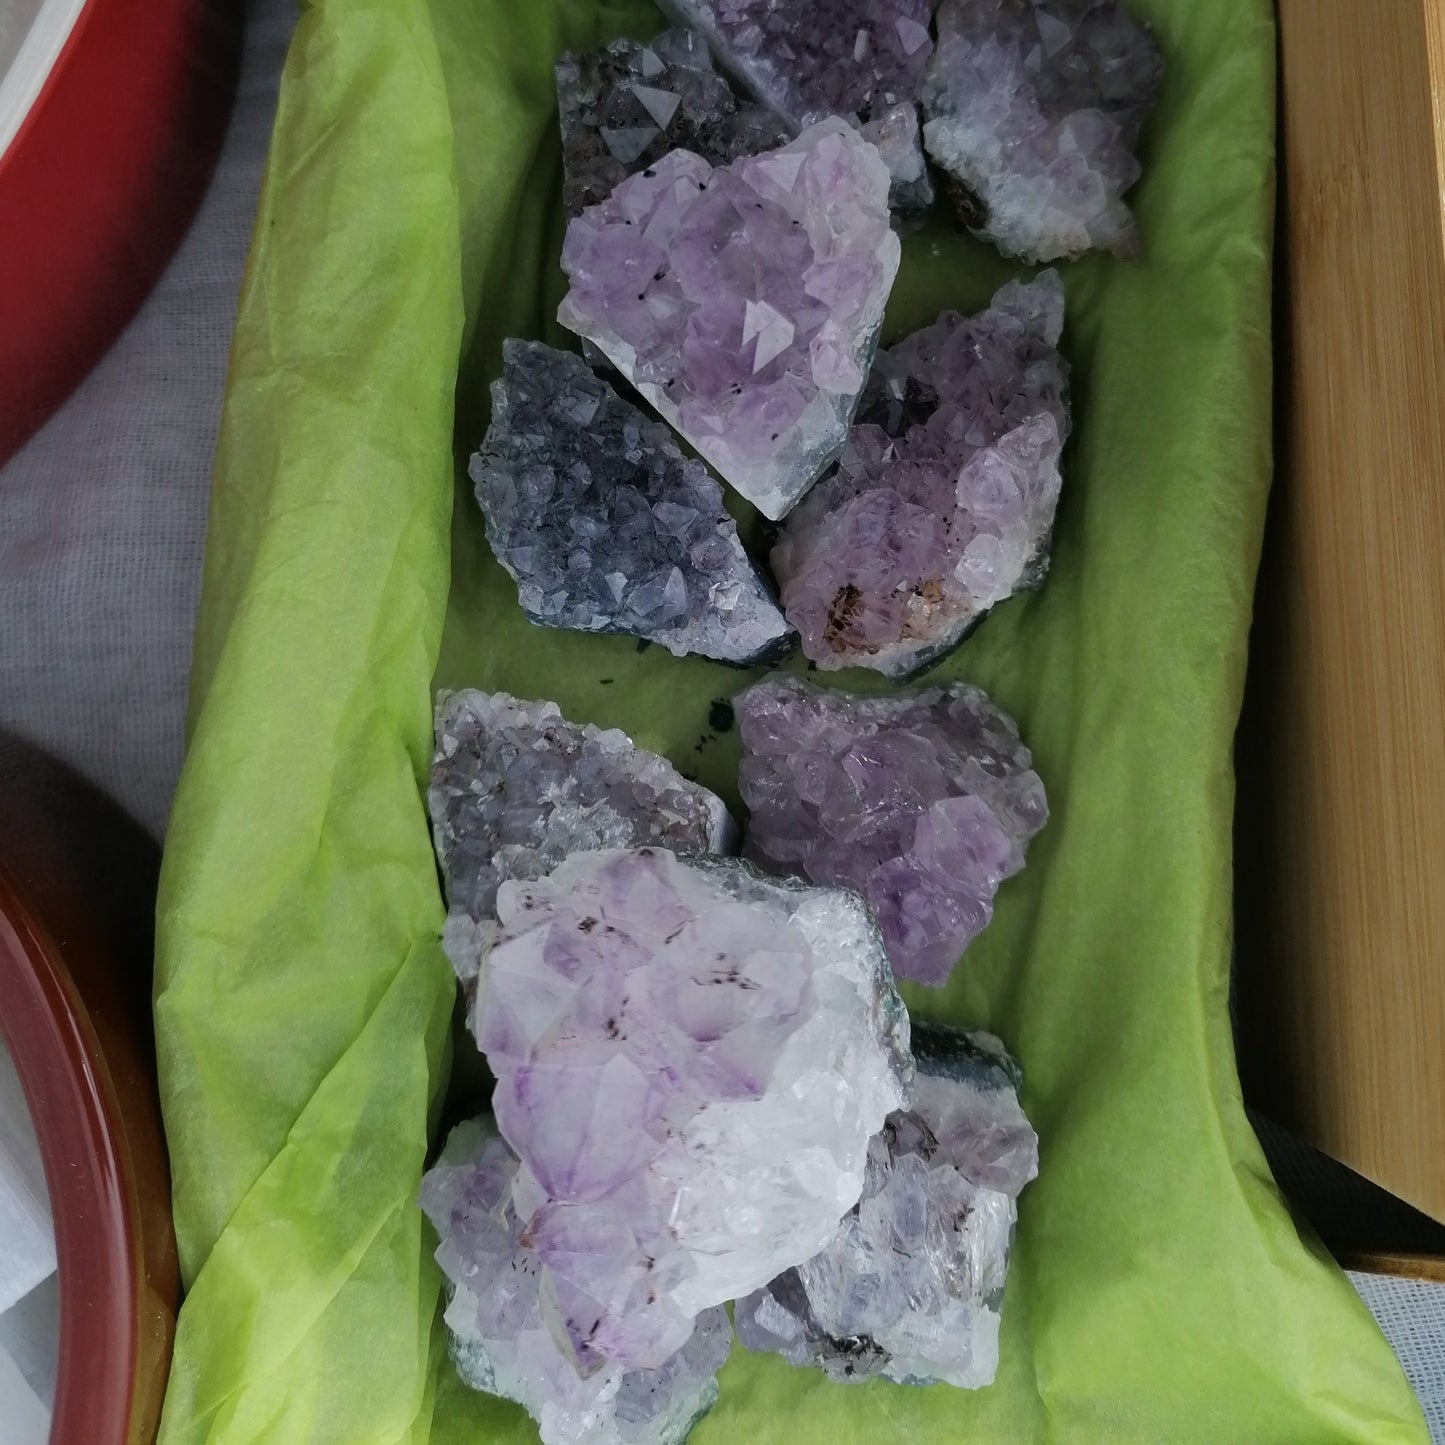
[422, 1118, 732, 1445]
[921, 0, 1164, 262]
[735, 1023, 1038, 1388]
[656, 0, 937, 217]
[771, 271, 1069, 680]
[558, 118, 901, 520]
[428, 691, 734, 988]
[736, 675, 1046, 986]
[475, 846, 913, 1372]
[557, 28, 790, 215]
[472, 341, 793, 665]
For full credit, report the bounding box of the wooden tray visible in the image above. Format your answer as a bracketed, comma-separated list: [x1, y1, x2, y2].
[1236, 0, 1445, 1228]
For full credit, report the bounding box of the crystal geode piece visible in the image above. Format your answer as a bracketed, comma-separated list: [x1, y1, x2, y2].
[429, 691, 735, 988]
[558, 118, 901, 521]
[472, 341, 794, 665]
[422, 1119, 732, 1445]
[736, 676, 1046, 986]
[656, 0, 937, 217]
[771, 271, 1069, 680]
[557, 28, 790, 216]
[475, 846, 913, 1372]
[921, 0, 1164, 262]
[735, 1023, 1038, 1388]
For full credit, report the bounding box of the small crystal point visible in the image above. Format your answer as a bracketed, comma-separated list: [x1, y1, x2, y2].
[734, 1023, 1038, 1389]
[475, 846, 913, 1371]
[421, 1119, 733, 1445]
[772, 271, 1070, 680]
[558, 120, 901, 520]
[921, 0, 1164, 262]
[428, 691, 736, 988]
[557, 28, 791, 215]
[736, 675, 1046, 986]
[472, 341, 793, 664]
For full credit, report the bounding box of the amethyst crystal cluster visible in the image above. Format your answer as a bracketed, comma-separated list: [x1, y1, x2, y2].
[922, 0, 1164, 261]
[422, 1119, 733, 1445]
[558, 118, 900, 520]
[772, 271, 1069, 678]
[737, 676, 1047, 985]
[655, 0, 937, 217]
[428, 691, 733, 988]
[736, 1024, 1038, 1386]
[412, 0, 1172, 1429]
[473, 847, 912, 1371]
[557, 28, 789, 216]
[472, 341, 793, 665]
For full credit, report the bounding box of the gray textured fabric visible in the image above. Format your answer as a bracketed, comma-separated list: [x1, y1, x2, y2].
[1351, 1274, 1445, 1443]
[0, 0, 292, 839]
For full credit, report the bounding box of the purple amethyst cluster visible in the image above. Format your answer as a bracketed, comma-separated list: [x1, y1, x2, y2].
[772, 271, 1069, 679]
[655, 0, 938, 217]
[922, 0, 1164, 261]
[736, 675, 1047, 986]
[558, 119, 900, 520]
[409, 0, 1175, 1432]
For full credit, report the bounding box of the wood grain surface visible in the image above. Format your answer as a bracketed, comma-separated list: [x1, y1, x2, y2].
[1236, 0, 1445, 1225]
[1342, 1253, 1445, 1285]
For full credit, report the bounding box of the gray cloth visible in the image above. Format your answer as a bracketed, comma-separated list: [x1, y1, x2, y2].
[0, 0, 1439, 1436]
[1351, 1274, 1445, 1441]
[0, 0, 292, 839]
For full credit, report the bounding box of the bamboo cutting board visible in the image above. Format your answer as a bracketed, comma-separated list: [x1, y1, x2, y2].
[1236, 0, 1445, 1226]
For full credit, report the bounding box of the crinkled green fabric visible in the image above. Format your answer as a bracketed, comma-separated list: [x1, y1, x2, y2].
[153, 1, 1430, 1441]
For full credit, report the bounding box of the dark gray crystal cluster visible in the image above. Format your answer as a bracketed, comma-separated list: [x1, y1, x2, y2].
[557, 28, 789, 216]
[772, 272, 1070, 679]
[428, 689, 734, 988]
[471, 340, 793, 664]
[735, 1024, 1038, 1388]
[657, 0, 937, 216]
[922, 0, 1164, 261]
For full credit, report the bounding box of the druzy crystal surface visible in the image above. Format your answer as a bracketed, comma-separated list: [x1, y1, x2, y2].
[736, 676, 1046, 986]
[656, 0, 937, 217]
[475, 846, 913, 1372]
[429, 691, 734, 988]
[558, 118, 901, 520]
[557, 28, 790, 216]
[472, 341, 793, 665]
[422, 1119, 732, 1445]
[735, 1024, 1038, 1387]
[921, 0, 1164, 262]
[771, 272, 1069, 679]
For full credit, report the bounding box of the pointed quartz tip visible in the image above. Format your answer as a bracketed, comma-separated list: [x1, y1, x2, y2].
[733, 1019, 1038, 1389]
[556, 26, 791, 216]
[421, 1117, 734, 1445]
[427, 689, 737, 988]
[475, 845, 913, 1373]
[770, 270, 1070, 678]
[558, 120, 901, 521]
[471, 340, 794, 663]
[921, 0, 1164, 263]
[734, 674, 1047, 986]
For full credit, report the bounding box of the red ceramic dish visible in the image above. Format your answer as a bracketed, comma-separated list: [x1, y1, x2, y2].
[0, 0, 242, 464]
[0, 741, 178, 1444]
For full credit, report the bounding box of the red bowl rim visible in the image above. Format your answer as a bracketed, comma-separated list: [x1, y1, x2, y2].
[0, 0, 94, 181]
[0, 863, 145, 1444]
